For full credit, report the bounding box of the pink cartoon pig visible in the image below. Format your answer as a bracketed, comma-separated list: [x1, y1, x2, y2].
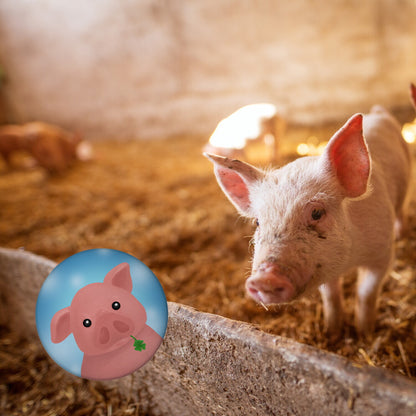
[50, 262, 163, 380]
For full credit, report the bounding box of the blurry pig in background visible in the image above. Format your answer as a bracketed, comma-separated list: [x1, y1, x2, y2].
[205, 106, 411, 339]
[203, 103, 286, 163]
[0, 121, 92, 173]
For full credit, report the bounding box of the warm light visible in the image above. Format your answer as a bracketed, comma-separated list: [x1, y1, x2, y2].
[296, 138, 327, 156]
[316, 142, 328, 155]
[297, 143, 309, 155]
[403, 130, 415, 144]
[402, 119, 416, 144]
[208, 103, 277, 149]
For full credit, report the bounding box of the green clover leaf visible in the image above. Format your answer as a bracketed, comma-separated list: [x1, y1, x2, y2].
[130, 335, 146, 351]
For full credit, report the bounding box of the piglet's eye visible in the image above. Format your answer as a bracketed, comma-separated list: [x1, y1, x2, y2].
[311, 208, 325, 221]
[255, 219, 259, 227]
[112, 301, 121, 310]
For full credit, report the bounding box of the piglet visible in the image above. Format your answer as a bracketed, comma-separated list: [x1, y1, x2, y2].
[205, 106, 411, 338]
[0, 121, 91, 173]
[203, 103, 285, 162]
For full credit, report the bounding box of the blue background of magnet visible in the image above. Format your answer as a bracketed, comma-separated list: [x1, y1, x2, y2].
[36, 248, 168, 377]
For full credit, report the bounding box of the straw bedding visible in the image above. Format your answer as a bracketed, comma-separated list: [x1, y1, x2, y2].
[1, 126, 415, 414]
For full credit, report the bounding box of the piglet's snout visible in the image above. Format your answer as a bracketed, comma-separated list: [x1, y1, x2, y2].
[246, 262, 295, 305]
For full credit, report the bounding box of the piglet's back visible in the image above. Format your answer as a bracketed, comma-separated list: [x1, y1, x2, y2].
[362, 106, 411, 219]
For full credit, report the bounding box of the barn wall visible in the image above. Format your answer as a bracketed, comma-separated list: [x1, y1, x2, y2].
[0, 0, 415, 139]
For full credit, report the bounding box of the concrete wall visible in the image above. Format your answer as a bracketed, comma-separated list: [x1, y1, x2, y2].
[0, 0, 415, 140]
[1, 248, 416, 416]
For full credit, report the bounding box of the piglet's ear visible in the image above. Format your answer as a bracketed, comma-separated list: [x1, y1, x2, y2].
[410, 83, 416, 110]
[51, 307, 71, 343]
[322, 114, 370, 198]
[104, 262, 133, 292]
[204, 153, 264, 216]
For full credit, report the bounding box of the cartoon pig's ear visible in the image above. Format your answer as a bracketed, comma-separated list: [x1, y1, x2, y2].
[410, 83, 416, 110]
[104, 262, 133, 292]
[51, 307, 71, 343]
[204, 153, 264, 216]
[322, 114, 370, 198]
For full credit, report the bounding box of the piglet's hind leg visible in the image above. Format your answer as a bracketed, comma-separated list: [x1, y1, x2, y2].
[355, 266, 389, 337]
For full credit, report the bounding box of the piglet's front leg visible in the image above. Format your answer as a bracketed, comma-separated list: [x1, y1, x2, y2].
[319, 278, 344, 341]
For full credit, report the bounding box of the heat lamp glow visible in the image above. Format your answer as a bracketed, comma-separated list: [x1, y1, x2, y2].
[203, 103, 285, 163]
[296, 117, 416, 157]
[296, 137, 328, 156]
[208, 103, 277, 150]
[402, 119, 416, 144]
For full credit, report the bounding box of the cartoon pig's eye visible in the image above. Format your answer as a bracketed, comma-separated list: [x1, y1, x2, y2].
[311, 208, 325, 221]
[112, 301, 121, 310]
[83, 319, 92, 328]
[255, 218, 259, 227]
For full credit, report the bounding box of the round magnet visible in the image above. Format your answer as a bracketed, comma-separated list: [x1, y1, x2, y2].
[36, 249, 168, 380]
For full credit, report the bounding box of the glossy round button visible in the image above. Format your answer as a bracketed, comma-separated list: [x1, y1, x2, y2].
[36, 249, 168, 380]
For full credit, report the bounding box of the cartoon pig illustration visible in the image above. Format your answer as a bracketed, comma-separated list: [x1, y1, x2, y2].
[50, 262, 163, 380]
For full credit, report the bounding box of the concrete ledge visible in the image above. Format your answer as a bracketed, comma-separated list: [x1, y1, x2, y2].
[1, 247, 416, 415]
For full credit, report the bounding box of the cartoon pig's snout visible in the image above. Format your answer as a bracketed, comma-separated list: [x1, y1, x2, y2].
[246, 262, 295, 305]
[94, 312, 134, 350]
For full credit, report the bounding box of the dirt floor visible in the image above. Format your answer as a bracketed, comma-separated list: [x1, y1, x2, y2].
[1, 122, 416, 414]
